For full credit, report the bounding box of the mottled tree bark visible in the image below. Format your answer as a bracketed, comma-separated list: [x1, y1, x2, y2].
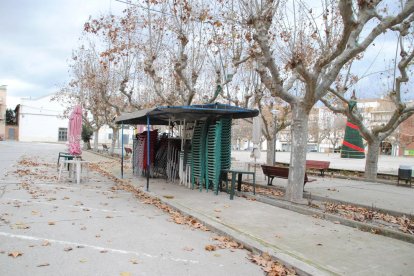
[266, 138, 275, 165]
[93, 128, 100, 150]
[285, 103, 309, 203]
[364, 138, 380, 180]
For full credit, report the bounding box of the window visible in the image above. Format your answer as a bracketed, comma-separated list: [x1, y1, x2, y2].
[122, 134, 129, 144]
[108, 133, 112, 140]
[58, 128, 67, 142]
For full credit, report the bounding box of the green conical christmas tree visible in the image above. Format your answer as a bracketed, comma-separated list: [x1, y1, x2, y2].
[341, 92, 365, 159]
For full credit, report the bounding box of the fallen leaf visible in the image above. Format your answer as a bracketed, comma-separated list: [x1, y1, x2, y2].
[13, 222, 30, 229]
[120, 272, 131, 276]
[48, 221, 55, 225]
[183, 246, 194, 252]
[130, 259, 139, 264]
[205, 245, 217, 251]
[333, 221, 340, 224]
[41, 240, 50, 246]
[105, 215, 113, 219]
[31, 210, 39, 215]
[37, 263, 50, 267]
[213, 253, 221, 257]
[163, 195, 174, 199]
[79, 259, 87, 263]
[64, 247, 73, 252]
[214, 209, 221, 213]
[8, 251, 23, 258]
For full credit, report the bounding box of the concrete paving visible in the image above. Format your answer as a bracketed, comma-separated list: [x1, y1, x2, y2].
[231, 150, 414, 175]
[256, 176, 414, 215]
[81, 151, 414, 276]
[0, 142, 263, 276]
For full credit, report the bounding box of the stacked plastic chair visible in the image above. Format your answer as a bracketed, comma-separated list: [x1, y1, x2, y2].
[154, 134, 168, 177]
[134, 134, 146, 177]
[135, 130, 158, 177]
[206, 120, 222, 194]
[220, 117, 232, 171]
[191, 121, 207, 190]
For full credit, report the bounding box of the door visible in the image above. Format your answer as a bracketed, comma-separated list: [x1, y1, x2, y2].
[8, 128, 15, 140]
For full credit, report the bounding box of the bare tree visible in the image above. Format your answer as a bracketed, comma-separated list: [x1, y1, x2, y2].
[322, 36, 414, 179]
[237, 0, 414, 202]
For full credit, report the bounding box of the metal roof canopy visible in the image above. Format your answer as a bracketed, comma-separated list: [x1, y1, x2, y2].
[115, 103, 259, 125]
[115, 103, 259, 192]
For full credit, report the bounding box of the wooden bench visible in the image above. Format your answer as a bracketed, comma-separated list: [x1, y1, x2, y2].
[102, 144, 109, 153]
[306, 160, 330, 176]
[261, 165, 316, 190]
[124, 147, 132, 156]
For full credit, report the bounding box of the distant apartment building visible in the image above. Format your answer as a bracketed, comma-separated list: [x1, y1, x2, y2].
[263, 97, 412, 156]
[0, 85, 6, 140]
[356, 97, 412, 156]
[398, 114, 414, 156]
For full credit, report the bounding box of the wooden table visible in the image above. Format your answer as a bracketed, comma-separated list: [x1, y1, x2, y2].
[222, 169, 256, 200]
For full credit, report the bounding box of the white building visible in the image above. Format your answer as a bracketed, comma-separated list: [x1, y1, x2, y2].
[18, 94, 70, 142]
[17, 93, 135, 147]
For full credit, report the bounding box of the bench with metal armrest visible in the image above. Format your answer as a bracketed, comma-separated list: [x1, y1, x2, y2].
[102, 144, 109, 153]
[261, 165, 316, 191]
[306, 160, 330, 176]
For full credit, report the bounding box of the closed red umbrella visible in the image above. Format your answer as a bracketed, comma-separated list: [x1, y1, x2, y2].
[68, 105, 82, 156]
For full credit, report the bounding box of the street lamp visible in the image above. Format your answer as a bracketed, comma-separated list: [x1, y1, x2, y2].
[271, 109, 279, 165]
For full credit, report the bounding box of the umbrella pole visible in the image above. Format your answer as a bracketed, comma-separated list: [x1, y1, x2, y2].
[146, 115, 150, 191]
[121, 122, 124, 179]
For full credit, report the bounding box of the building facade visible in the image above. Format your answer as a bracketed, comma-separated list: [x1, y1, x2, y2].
[398, 114, 414, 156]
[18, 94, 69, 142]
[0, 85, 6, 140]
[17, 93, 135, 148]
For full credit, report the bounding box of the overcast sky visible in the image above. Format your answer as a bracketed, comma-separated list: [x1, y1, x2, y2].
[0, 1, 410, 109]
[0, 0, 125, 108]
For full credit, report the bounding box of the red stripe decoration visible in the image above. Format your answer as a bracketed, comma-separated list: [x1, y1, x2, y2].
[346, 122, 360, 130]
[343, 141, 364, 152]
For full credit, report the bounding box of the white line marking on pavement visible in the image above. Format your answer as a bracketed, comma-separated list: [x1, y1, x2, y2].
[3, 197, 124, 214]
[28, 182, 130, 194]
[0, 231, 199, 264]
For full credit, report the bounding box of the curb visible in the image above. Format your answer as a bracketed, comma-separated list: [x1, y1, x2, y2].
[244, 181, 413, 219]
[91, 163, 334, 276]
[236, 191, 414, 245]
[140, 187, 334, 276]
[85, 149, 123, 161]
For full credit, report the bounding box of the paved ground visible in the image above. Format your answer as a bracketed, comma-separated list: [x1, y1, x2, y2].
[122, 180, 414, 276]
[255, 176, 414, 215]
[109, 147, 414, 215]
[231, 151, 414, 175]
[0, 141, 262, 276]
[83, 149, 414, 276]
